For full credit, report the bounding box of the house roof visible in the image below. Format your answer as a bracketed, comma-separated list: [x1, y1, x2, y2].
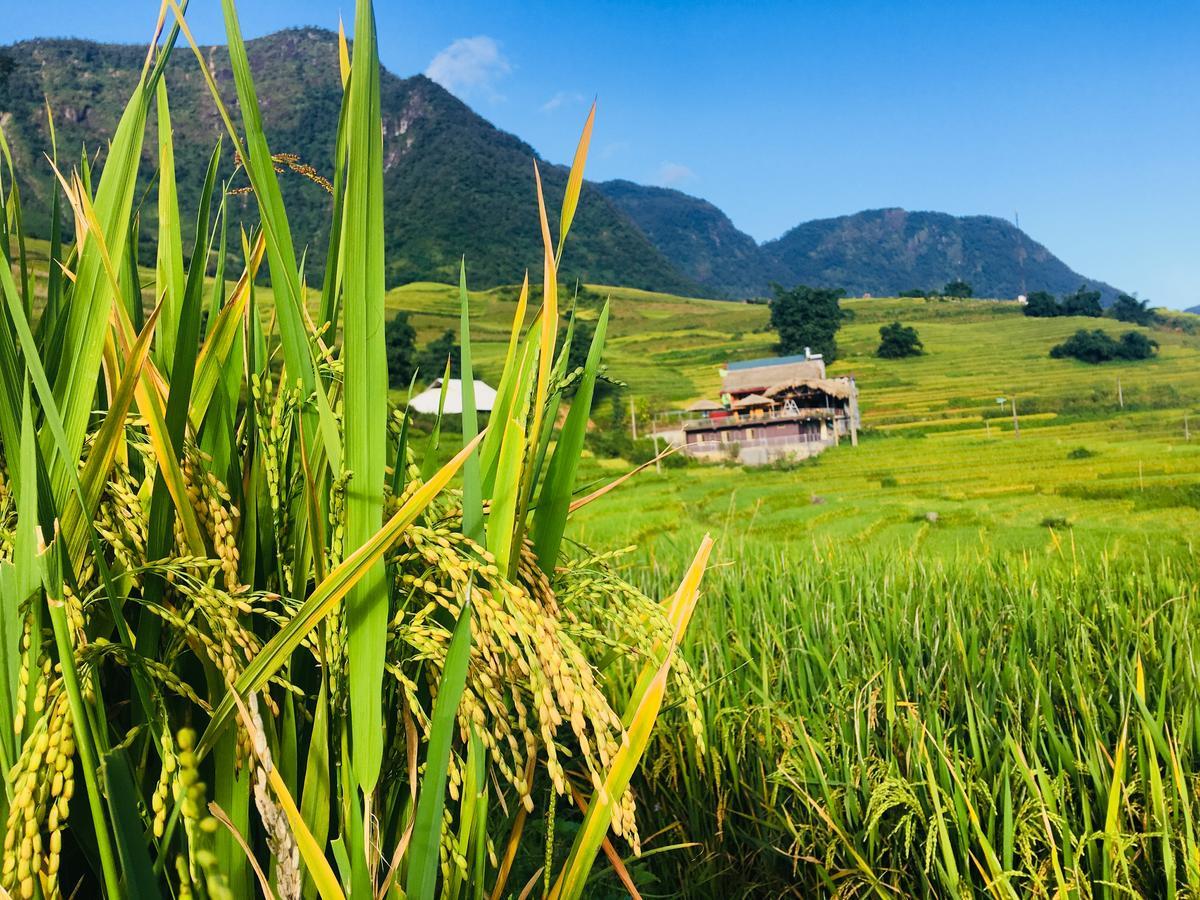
[722, 358, 826, 395]
[764, 377, 855, 401]
[410, 378, 498, 415]
[732, 393, 775, 408]
[687, 398, 725, 412]
[726, 354, 820, 371]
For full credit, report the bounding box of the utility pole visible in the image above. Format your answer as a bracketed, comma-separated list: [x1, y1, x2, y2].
[1185, 414, 1191, 441]
[652, 431, 662, 474]
[1011, 396, 1020, 438]
[629, 395, 638, 441]
[1117, 378, 1124, 409]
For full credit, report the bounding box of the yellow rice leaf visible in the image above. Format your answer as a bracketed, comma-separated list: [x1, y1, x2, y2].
[556, 100, 595, 262]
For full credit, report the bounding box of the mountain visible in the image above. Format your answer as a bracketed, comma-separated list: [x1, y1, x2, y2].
[760, 208, 1121, 302]
[0, 30, 699, 294]
[0, 30, 1121, 302]
[596, 180, 789, 298]
[599, 180, 1120, 301]
[1187, 305, 1200, 315]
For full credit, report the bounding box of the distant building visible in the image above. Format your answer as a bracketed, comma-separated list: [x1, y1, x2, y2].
[676, 351, 860, 465]
[410, 378, 497, 415]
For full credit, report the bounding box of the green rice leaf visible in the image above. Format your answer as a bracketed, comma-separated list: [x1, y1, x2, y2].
[341, 0, 389, 793]
[532, 301, 609, 571]
[406, 594, 473, 900]
[197, 432, 483, 759]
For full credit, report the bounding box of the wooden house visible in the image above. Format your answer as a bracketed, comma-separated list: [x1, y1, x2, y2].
[678, 352, 860, 465]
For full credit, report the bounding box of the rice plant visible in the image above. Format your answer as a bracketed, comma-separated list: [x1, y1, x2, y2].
[0, 1, 712, 896]
[617, 541, 1200, 898]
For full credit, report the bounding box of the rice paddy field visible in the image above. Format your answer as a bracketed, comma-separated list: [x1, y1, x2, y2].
[5, 1, 1200, 895]
[377, 279, 1200, 895]
[358, 246, 1200, 895]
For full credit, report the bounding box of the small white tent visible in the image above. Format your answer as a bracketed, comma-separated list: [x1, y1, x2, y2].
[409, 378, 497, 415]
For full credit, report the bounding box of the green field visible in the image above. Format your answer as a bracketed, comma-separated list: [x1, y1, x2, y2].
[11, 149, 1200, 900]
[378, 280, 1200, 558]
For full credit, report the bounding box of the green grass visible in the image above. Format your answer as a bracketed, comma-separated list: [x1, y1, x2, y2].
[608, 540, 1200, 896]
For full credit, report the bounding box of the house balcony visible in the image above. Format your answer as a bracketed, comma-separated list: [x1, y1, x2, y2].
[678, 406, 843, 433]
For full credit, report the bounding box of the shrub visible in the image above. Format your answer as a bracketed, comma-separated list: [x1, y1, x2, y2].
[1067, 447, 1097, 459]
[1050, 329, 1158, 363]
[1023, 290, 1061, 317]
[420, 327, 461, 378]
[385, 309, 417, 386]
[769, 284, 846, 361]
[1061, 285, 1104, 317]
[1109, 293, 1155, 325]
[876, 321, 924, 358]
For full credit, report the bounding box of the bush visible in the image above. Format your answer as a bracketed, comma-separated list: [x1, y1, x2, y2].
[1061, 285, 1104, 317]
[1023, 291, 1061, 317]
[876, 321, 924, 358]
[1109, 294, 1155, 326]
[420, 328, 461, 378]
[385, 310, 417, 386]
[769, 284, 847, 361]
[1023, 286, 1105, 319]
[1067, 447, 1097, 459]
[1050, 329, 1158, 363]
[942, 279, 973, 298]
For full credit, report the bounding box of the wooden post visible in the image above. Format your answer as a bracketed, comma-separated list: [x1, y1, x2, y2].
[1011, 396, 1020, 438]
[1139, 460, 1145, 491]
[653, 431, 662, 474]
[985, 419, 991, 438]
[1117, 377, 1124, 409]
[630, 396, 637, 441]
[1186, 414, 1191, 441]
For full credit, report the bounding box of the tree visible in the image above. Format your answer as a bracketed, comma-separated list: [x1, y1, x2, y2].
[1116, 330, 1158, 360]
[1061, 285, 1103, 318]
[1023, 291, 1060, 318]
[769, 284, 846, 361]
[942, 279, 973, 298]
[1109, 293, 1154, 326]
[421, 329, 461, 379]
[1049, 329, 1157, 363]
[385, 311, 418, 387]
[876, 321, 924, 358]
[1050, 329, 1118, 363]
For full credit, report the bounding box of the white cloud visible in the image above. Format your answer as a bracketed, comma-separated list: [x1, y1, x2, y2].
[657, 162, 696, 186]
[425, 36, 511, 100]
[540, 90, 585, 113]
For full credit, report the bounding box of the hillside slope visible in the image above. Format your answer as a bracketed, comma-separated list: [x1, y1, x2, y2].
[596, 179, 789, 297]
[597, 181, 1121, 301]
[761, 208, 1121, 301]
[0, 30, 699, 293]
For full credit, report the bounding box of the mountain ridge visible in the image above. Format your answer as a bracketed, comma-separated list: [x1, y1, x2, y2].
[1, 28, 1122, 301]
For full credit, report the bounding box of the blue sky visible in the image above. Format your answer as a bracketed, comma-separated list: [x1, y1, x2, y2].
[9, 1, 1199, 308]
